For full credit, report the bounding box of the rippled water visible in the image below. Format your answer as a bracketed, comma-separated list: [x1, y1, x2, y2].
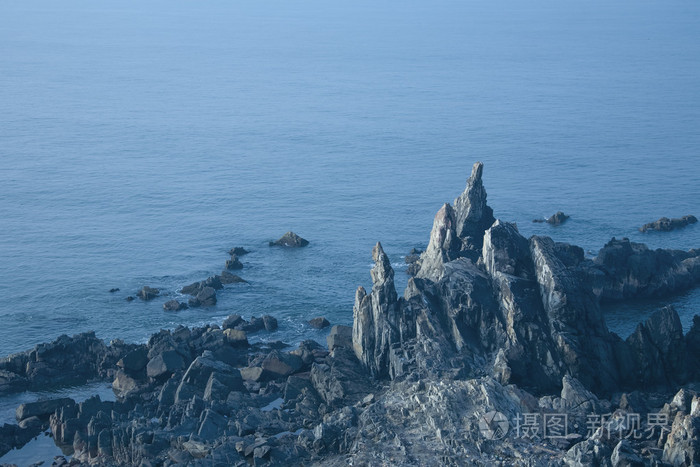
[1, 0, 699, 362]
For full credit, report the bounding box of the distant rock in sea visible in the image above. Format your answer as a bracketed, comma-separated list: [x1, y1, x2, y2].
[640, 214, 697, 232]
[533, 211, 570, 225]
[269, 231, 309, 247]
[136, 286, 159, 301]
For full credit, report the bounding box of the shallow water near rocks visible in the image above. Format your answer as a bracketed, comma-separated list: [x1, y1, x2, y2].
[0, 0, 699, 399]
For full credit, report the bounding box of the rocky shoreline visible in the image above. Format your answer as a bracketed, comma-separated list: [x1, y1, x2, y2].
[2, 162, 700, 466]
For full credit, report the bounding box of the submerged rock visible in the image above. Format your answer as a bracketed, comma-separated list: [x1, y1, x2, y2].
[640, 214, 697, 232]
[269, 231, 309, 247]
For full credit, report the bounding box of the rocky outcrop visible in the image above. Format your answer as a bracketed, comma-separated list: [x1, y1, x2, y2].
[309, 317, 330, 329]
[0, 332, 133, 396]
[188, 286, 217, 307]
[640, 214, 697, 232]
[136, 286, 159, 301]
[225, 254, 244, 270]
[163, 299, 188, 311]
[228, 246, 249, 256]
[590, 237, 700, 301]
[270, 231, 309, 247]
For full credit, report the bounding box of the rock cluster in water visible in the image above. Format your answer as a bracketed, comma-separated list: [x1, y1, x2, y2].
[2, 162, 700, 466]
[640, 215, 698, 233]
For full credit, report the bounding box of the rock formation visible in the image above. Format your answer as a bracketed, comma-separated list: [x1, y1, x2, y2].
[640, 214, 697, 232]
[2, 162, 700, 466]
[270, 231, 309, 247]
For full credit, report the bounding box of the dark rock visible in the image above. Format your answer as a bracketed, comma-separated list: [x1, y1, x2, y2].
[261, 351, 303, 379]
[116, 346, 148, 374]
[163, 299, 188, 311]
[225, 254, 244, 270]
[109, 288, 120, 293]
[16, 398, 74, 422]
[591, 237, 700, 301]
[223, 314, 244, 329]
[125, 296, 135, 302]
[263, 315, 278, 331]
[146, 350, 185, 379]
[308, 317, 330, 329]
[327, 325, 353, 353]
[180, 281, 202, 296]
[640, 214, 697, 232]
[548, 211, 570, 225]
[174, 351, 244, 404]
[311, 347, 373, 408]
[223, 329, 249, 347]
[622, 306, 687, 389]
[220, 271, 247, 284]
[188, 286, 217, 307]
[228, 247, 249, 256]
[137, 286, 160, 301]
[269, 231, 309, 248]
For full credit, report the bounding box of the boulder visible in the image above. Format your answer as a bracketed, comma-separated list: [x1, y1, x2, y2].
[146, 350, 185, 379]
[116, 347, 148, 374]
[261, 351, 303, 379]
[223, 329, 249, 347]
[640, 214, 697, 232]
[225, 254, 244, 270]
[220, 271, 247, 284]
[137, 286, 160, 301]
[188, 286, 217, 307]
[547, 211, 570, 225]
[109, 288, 120, 293]
[328, 325, 353, 352]
[228, 247, 249, 256]
[269, 231, 309, 247]
[223, 314, 244, 329]
[308, 317, 330, 329]
[263, 315, 278, 331]
[163, 299, 188, 311]
[175, 352, 244, 403]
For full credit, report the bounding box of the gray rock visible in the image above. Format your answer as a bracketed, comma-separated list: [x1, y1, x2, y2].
[261, 351, 303, 378]
[188, 286, 217, 307]
[228, 246, 249, 256]
[611, 439, 644, 467]
[328, 325, 353, 353]
[223, 329, 249, 347]
[640, 214, 697, 232]
[225, 254, 244, 270]
[308, 317, 330, 329]
[220, 271, 247, 284]
[163, 299, 188, 311]
[137, 286, 160, 301]
[146, 350, 185, 379]
[269, 231, 309, 247]
[116, 347, 148, 374]
[453, 161, 495, 252]
[222, 314, 244, 329]
[16, 398, 74, 422]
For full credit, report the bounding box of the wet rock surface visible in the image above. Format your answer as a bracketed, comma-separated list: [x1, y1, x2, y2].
[2, 162, 700, 466]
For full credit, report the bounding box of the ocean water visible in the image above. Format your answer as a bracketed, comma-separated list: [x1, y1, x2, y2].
[1, 0, 699, 367]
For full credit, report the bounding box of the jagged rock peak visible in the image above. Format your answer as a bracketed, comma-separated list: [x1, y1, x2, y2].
[370, 242, 394, 286]
[453, 161, 495, 248]
[415, 203, 459, 282]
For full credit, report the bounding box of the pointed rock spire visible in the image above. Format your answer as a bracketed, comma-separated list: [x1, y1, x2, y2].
[453, 162, 495, 250]
[416, 203, 459, 282]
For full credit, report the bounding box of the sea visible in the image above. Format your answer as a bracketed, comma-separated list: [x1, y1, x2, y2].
[0, 0, 699, 458]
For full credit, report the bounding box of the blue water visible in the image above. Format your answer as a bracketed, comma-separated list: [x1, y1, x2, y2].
[1, 0, 699, 364]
